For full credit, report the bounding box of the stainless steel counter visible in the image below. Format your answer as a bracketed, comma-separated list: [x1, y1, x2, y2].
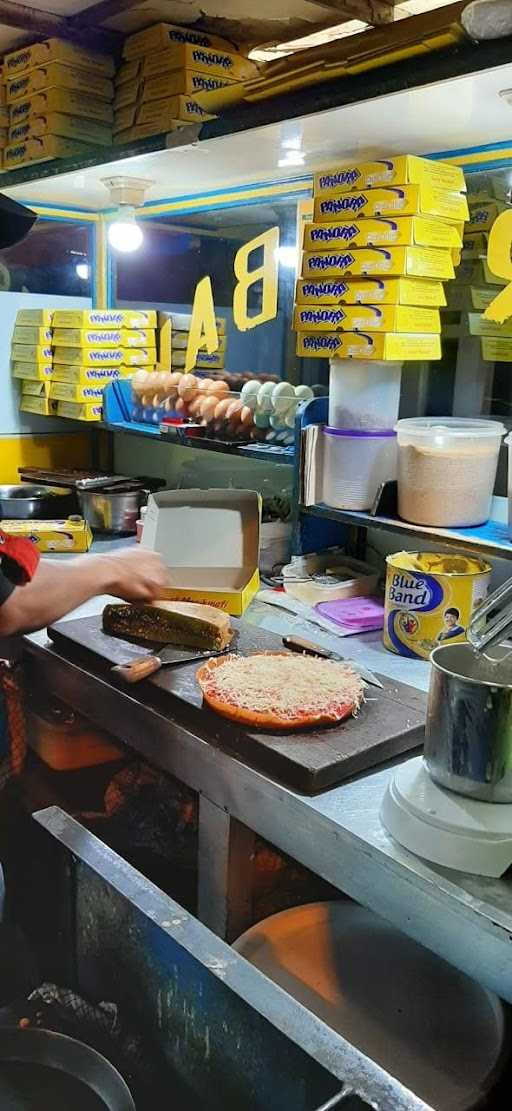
[23, 541, 512, 1003]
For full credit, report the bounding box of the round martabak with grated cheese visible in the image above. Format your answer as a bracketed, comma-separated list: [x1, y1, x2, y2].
[196, 651, 365, 731]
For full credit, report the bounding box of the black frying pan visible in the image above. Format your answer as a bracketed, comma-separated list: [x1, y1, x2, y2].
[0, 1028, 135, 1111]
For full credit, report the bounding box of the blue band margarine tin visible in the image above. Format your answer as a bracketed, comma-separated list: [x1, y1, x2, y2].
[384, 551, 491, 659]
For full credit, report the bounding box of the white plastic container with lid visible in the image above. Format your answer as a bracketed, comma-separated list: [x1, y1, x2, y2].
[322, 427, 397, 511]
[329, 358, 403, 430]
[396, 417, 505, 528]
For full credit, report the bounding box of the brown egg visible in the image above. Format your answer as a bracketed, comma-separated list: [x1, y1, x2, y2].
[207, 379, 229, 397]
[140, 393, 152, 407]
[131, 370, 148, 395]
[187, 396, 203, 418]
[200, 395, 219, 424]
[240, 405, 253, 427]
[175, 397, 186, 414]
[197, 378, 213, 395]
[168, 371, 183, 386]
[226, 399, 243, 422]
[214, 397, 232, 422]
[178, 373, 198, 401]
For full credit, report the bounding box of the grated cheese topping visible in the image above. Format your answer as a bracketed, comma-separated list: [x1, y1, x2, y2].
[200, 653, 364, 722]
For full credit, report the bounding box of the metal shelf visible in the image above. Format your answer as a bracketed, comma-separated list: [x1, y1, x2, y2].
[304, 500, 512, 560]
[104, 419, 294, 465]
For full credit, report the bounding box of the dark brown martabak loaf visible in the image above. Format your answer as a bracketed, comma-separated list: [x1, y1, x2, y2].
[103, 600, 232, 650]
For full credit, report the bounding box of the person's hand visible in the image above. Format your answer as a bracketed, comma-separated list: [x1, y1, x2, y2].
[101, 548, 171, 603]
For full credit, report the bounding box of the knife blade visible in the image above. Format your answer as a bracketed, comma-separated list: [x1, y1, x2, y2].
[282, 634, 383, 689]
[112, 644, 227, 684]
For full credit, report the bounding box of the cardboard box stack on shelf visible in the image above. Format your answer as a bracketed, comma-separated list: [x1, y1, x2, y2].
[294, 154, 468, 361]
[49, 308, 157, 421]
[3, 38, 114, 169]
[159, 310, 227, 372]
[0, 73, 7, 168]
[114, 22, 256, 145]
[463, 191, 512, 361]
[12, 308, 56, 416]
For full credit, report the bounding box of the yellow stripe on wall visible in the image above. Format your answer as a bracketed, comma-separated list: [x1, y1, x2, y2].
[0, 433, 92, 484]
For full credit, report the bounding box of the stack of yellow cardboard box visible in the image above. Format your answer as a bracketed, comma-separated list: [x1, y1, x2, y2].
[12, 308, 56, 416]
[0, 74, 7, 168]
[50, 308, 157, 421]
[463, 193, 512, 362]
[114, 22, 256, 145]
[294, 155, 468, 361]
[159, 310, 227, 371]
[3, 39, 114, 169]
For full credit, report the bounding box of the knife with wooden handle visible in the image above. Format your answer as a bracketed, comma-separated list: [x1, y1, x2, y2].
[282, 634, 383, 689]
[112, 644, 227, 684]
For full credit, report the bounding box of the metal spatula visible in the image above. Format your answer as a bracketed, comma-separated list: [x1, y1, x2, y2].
[112, 644, 227, 684]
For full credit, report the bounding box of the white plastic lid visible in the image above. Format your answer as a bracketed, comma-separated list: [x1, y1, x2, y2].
[396, 417, 506, 439]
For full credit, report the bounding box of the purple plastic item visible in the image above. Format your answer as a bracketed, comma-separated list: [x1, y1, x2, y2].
[316, 596, 385, 632]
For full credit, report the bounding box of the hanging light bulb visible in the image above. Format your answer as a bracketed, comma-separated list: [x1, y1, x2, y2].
[108, 207, 144, 253]
[75, 261, 89, 280]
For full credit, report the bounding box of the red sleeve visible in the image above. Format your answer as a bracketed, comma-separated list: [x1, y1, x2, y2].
[0, 529, 40, 586]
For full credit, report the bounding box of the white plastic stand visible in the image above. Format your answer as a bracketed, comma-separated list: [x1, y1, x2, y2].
[381, 756, 512, 877]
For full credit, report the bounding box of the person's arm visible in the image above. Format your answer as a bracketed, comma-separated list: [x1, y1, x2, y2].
[0, 547, 171, 636]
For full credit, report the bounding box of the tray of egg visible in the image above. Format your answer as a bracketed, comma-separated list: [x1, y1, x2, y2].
[130, 370, 313, 445]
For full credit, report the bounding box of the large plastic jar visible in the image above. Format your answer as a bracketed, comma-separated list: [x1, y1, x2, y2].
[329, 359, 403, 430]
[322, 427, 397, 510]
[396, 417, 505, 527]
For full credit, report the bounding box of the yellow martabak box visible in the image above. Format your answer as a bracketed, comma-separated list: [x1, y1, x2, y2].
[9, 112, 112, 146]
[57, 401, 103, 421]
[11, 343, 52, 363]
[142, 488, 261, 617]
[123, 21, 235, 59]
[293, 304, 441, 334]
[12, 361, 53, 381]
[52, 328, 155, 348]
[466, 202, 503, 234]
[15, 308, 53, 326]
[482, 336, 512, 362]
[297, 331, 442, 361]
[313, 185, 469, 225]
[115, 60, 141, 87]
[53, 347, 156, 366]
[170, 349, 225, 369]
[302, 245, 455, 282]
[313, 156, 466, 196]
[5, 134, 91, 168]
[20, 394, 58, 416]
[50, 382, 105, 402]
[10, 89, 114, 125]
[1, 518, 93, 553]
[140, 65, 236, 96]
[12, 325, 52, 344]
[52, 308, 157, 329]
[133, 43, 255, 82]
[134, 94, 213, 126]
[304, 215, 462, 252]
[20, 380, 51, 397]
[469, 314, 512, 338]
[4, 39, 115, 81]
[6, 64, 114, 104]
[295, 276, 447, 307]
[52, 365, 127, 384]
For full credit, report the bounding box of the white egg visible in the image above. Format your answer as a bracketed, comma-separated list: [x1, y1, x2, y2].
[240, 380, 262, 411]
[254, 410, 270, 429]
[285, 407, 297, 429]
[294, 384, 314, 402]
[257, 381, 275, 412]
[270, 412, 287, 430]
[272, 381, 295, 413]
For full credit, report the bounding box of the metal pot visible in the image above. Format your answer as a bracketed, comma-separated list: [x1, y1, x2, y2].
[77, 485, 147, 535]
[0, 1027, 135, 1110]
[0, 485, 76, 520]
[425, 642, 512, 803]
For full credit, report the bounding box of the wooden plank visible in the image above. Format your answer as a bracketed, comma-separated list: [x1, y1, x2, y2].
[308, 0, 394, 25]
[48, 615, 426, 794]
[0, 0, 119, 49]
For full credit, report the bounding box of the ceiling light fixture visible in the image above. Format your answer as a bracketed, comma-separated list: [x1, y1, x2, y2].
[102, 175, 154, 254]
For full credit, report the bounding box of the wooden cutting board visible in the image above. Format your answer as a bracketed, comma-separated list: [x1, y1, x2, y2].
[48, 615, 427, 794]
